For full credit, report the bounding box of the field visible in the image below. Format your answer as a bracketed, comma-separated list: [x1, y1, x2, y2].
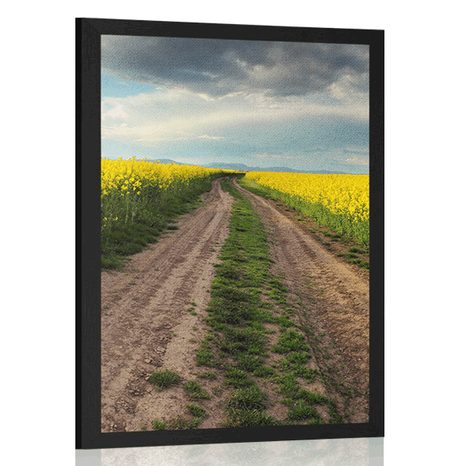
[242, 172, 369, 246]
[101, 159, 225, 268]
[100, 160, 370, 432]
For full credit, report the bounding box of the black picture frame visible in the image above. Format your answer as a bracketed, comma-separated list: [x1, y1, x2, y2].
[76, 17, 384, 449]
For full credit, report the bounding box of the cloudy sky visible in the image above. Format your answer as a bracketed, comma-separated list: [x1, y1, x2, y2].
[101, 36, 369, 173]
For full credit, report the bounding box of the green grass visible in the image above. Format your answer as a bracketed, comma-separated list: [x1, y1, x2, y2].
[278, 352, 317, 381]
[166, 416, 201, 430]
[151, 419, 167, 430]
[238, 177, 369, 246]
[225, 367, 254, 388]
[101, 176, 220, 269]
[184, 381, 211, 400]
[275, 373, 301, 399]
[253, 366, 275, 378]
[226, 409, 279, 427]
[196, 342, 216, 367]
[195, 180, 278, 426]
[275, 372, 340, 423]
[148, 370, 181, 389]
[227, 386, 267, 411]
[287, 399, 321, 422]
[151, 404, 207, 431]
[193, 178, 343, 426]
[152, 416, 201, 431]
[198, 371, 218, 380]
[273, 330, 309, 354]
[186, 403, 207, 419]
[349, 246, 366, 254]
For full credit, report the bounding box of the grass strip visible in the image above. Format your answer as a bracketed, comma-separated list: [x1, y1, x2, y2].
[148, 370, 181, 389]
[195, 178, 343, 426]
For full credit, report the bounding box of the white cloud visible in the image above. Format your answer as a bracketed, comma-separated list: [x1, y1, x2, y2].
[255, 152, 295, 160]
[101, 87, 368, 146]
[197, 134, 224, 140]
[344, 156, 368, 166]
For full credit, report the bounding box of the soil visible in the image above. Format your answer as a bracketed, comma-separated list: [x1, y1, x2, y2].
[100, 179, 233, 432]
[234, 179, 369, 422]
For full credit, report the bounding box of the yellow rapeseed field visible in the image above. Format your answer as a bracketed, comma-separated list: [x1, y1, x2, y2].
[243, 171, 369, 245]
[101, 158, 223, 198]
[244, 172, 369, 221]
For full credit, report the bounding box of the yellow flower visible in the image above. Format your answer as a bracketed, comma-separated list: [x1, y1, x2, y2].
[244, 171, 369, 222]
[101, 158, 225, 198]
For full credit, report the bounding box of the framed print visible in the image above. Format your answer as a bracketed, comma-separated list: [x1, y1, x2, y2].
[76, 18, 384, 449]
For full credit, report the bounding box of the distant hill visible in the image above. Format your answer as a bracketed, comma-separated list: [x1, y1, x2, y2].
[203, 162, 345, 174]
[204, 162, 252, 171]
[144, 159, 348, 174]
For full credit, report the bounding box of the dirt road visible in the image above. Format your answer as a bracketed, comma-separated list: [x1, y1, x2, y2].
[101, 179, 233, 432]
[101, 178, 369, 431]
[234, 179, 369, 422]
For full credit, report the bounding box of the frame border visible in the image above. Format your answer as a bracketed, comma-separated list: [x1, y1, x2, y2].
[76, 18, 384, 449]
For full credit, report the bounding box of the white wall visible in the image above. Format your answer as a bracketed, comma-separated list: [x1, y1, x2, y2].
[1, 1, 465, 464]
